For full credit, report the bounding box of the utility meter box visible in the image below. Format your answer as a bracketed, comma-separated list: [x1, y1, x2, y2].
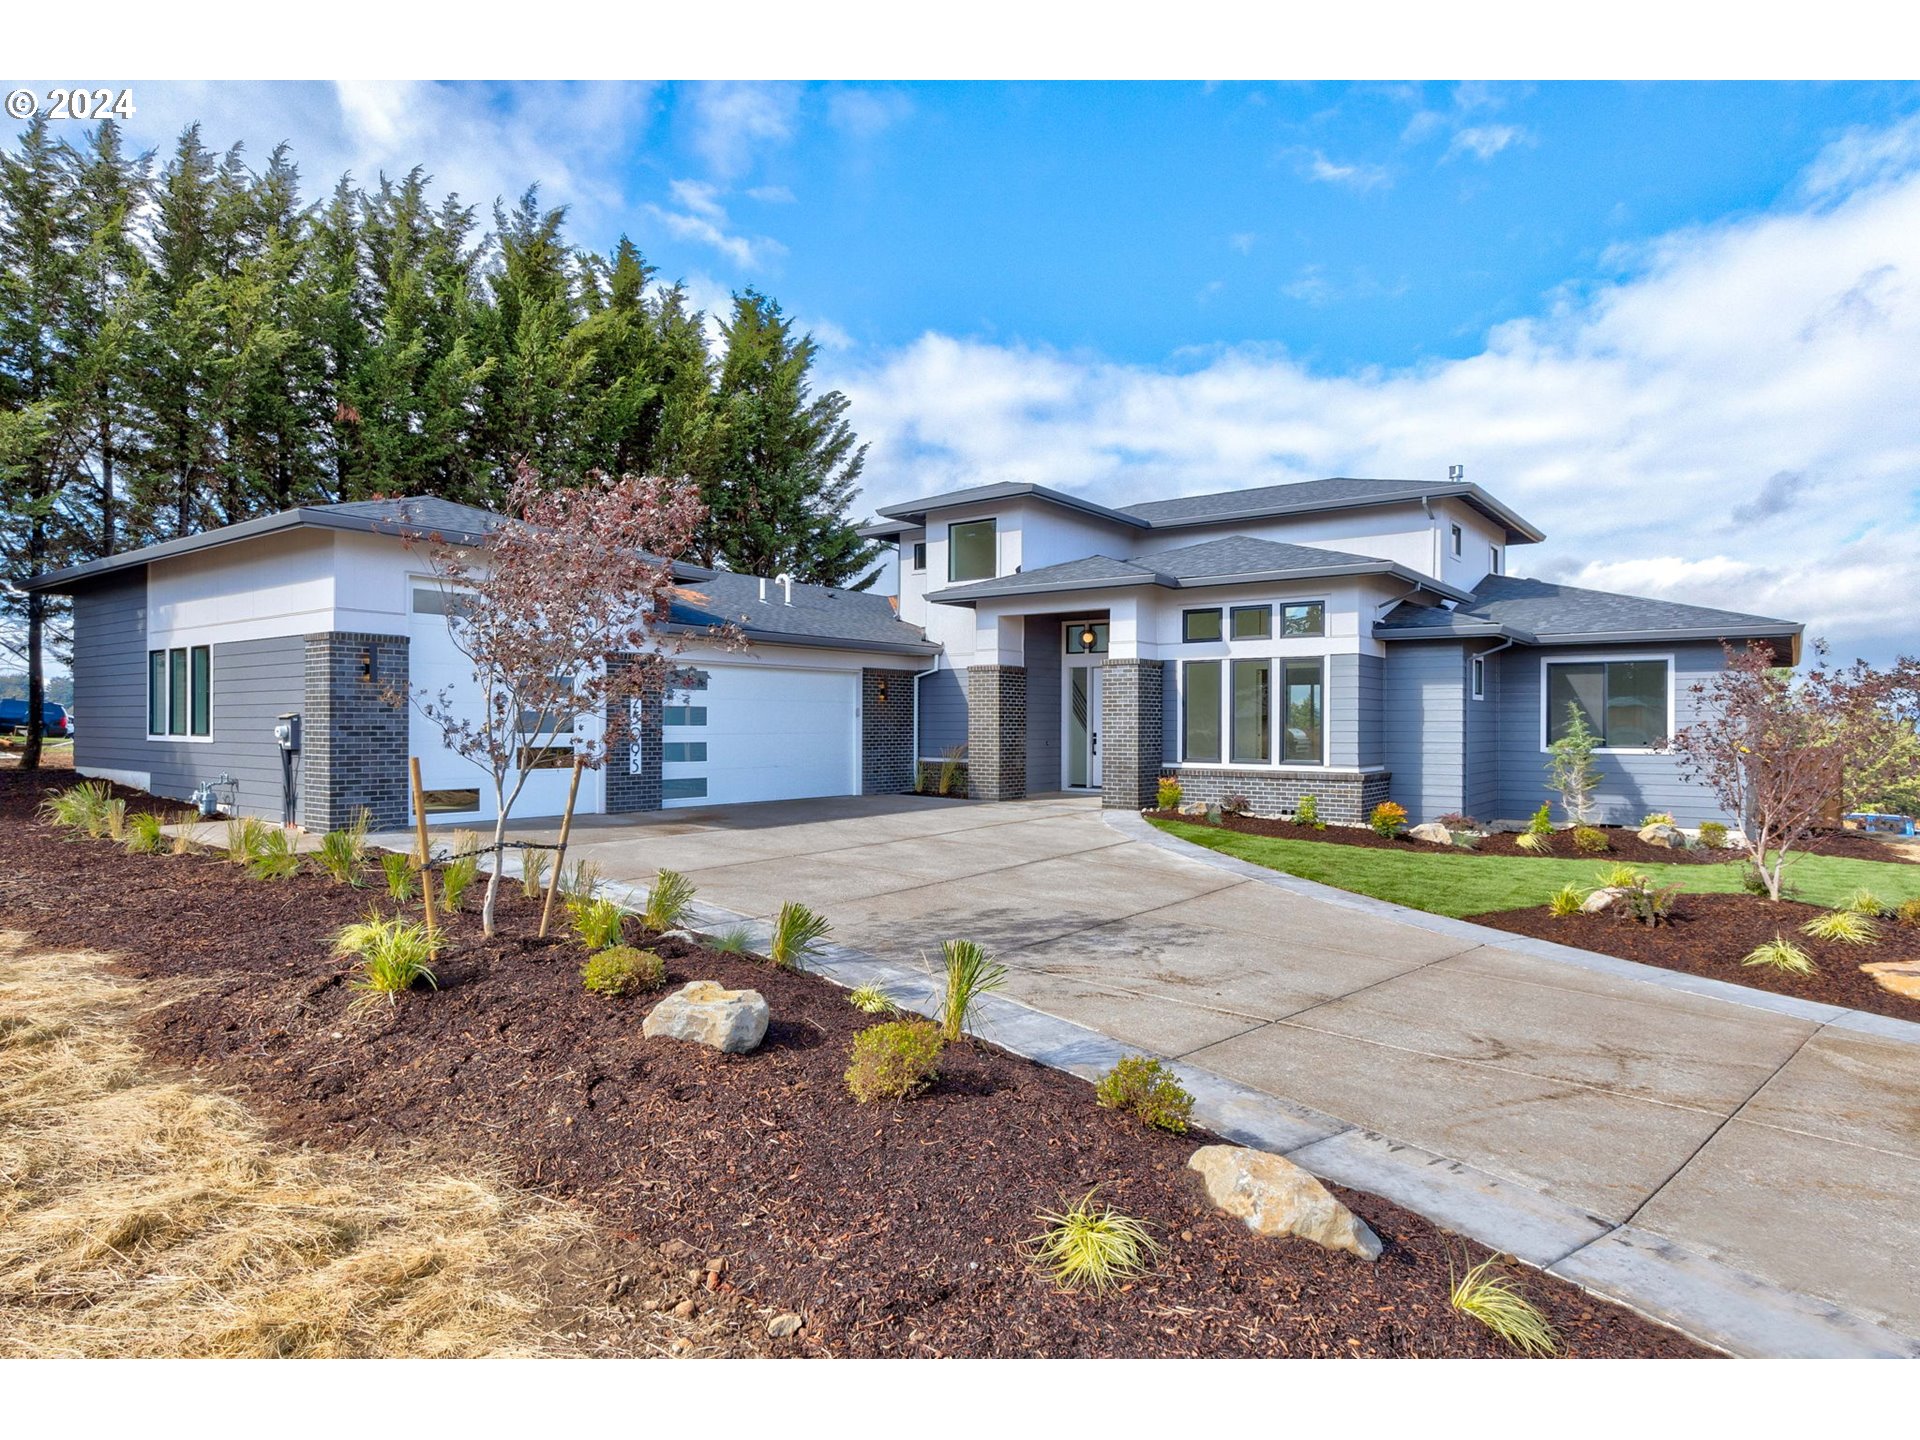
[274, 714, 301, 752]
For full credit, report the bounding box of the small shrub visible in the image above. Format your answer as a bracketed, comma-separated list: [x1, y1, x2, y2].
[123, 811, 167, 855]
[845, 1020, 945, 1102]
[1841, 887, 1888, 917]
[641, 869, 696, 932]
[1641, 812, 1676, 828]
[247, 828, 302, 881]
[936, 938, 1008, 1042]
[1028, 1189, 1160, 1294]
[1368, 800, 1409, 838]
[1526, 802, 1554, 836]
[1801, 909, 1880, 945]
[710, 925, 754, 955]
[1156, 775, 1183, 810]
[769, 901, 831, 969]
[225, 815, 268, 866]
[1742, 935, 1818, 976]
[1572, 825, 1610, 854]
[39, 779, 114, 833]
[1897, 898, 1920, 928]
[1450, 831, 1482, 850]
[569, 896, 628, 951]
[848, 984, 898, 1015]
[1596, 862, 1647, 889]
[1547, 884, 1586, 918]
[1450, 1255, 1561, 1357]
[1615, 876, 1682, 927]
[1434, 812, 1477, 831]
[439, 852, 479, 912]
[380, 851, 417, 903]
[317, 811, 370, 885]
[1095, 1056, 1195, 1134]
[1697, 820, 1730, 850]
[519, 847, 553, 900]
[1220, 791, 1251, 817]
[1294, 794, 1324, 830]
[581, 944, 666, 997]
[335, 912, 440, 1005]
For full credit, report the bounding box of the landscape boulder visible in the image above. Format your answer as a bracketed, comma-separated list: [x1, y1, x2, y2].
[1861, 961, 1920, 1002]
[642, 981, 769, 1053]
[1407, 822, 1453, 846]
[1187, 1144, 1382, 1261]
[1638, 823, 1686, 848]
[1581, 886, 1625, 914]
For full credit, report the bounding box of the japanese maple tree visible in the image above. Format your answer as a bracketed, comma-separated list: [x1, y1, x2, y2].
[403, 462, 735, 933]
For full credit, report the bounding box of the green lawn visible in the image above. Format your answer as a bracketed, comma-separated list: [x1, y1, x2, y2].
[1149, 818, 1920, 918]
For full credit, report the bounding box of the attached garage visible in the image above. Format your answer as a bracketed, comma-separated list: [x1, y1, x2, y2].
[662, 664, 860, 809]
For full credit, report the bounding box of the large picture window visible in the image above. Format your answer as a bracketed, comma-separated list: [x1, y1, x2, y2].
[1230, 660, 1271, 763]
[148, 645, 211, 738]
[948, 520, 997, 582]
[1280, 658, 1323, 764]
[1182, 660, 1221, 763]
[1545, 658, 1669, 749]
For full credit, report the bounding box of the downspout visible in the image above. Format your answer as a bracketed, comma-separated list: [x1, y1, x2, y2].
[1466, 634, 1517, 817]
[1421, 495, 1440, 578]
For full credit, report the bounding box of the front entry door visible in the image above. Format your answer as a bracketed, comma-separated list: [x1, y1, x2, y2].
[1066, 664, 1103, 790]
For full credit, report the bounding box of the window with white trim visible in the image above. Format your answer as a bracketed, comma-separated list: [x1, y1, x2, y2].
[1545, 659, 1670, 749]
[147, 645, 211, 737]
[1450, 523, 1463, 558]
[948, 520, 997, 582]
[910, 541, 926, 572]
[1471, 654, 1487, 701]
[1489, 545, 1502, 575]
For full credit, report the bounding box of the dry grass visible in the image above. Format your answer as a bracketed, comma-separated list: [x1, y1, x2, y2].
[0, 930, 602, 1358]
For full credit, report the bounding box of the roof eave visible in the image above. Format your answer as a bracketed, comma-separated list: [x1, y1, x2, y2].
[658, 619, 940, 656]
[876, 483, 1150, 532]
[1127, 482, 1547, 545]
[924, 573, 1159, 606]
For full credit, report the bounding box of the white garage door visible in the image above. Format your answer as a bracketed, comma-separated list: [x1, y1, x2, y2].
[663, 665, 858, 808]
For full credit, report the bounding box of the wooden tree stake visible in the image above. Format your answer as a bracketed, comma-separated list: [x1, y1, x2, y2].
[409, 756, 437, 938]
[539, 758, 586, 938]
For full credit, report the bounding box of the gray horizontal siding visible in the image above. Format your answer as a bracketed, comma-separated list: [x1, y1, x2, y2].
[1329, 652, 1383, 769]
[1491, 640, 1739, 825]
[917, 665, 968, 758]
[1025, 618, 1062, 790]
[70, 570, 150, 780]
[1464, 645, 1502, 821]
[1381, 642, 1468, 822]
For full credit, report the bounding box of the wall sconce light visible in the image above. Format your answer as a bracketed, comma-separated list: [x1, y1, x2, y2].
[1079, 625, 1098, 650]
[359, 648, 376, 683]
[876, 675, 889, 704]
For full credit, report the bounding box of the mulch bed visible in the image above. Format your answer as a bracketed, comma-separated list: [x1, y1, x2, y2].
[0, 770, 1707, 1358]
[1467, 893, 1920, 1022]
[1148, 810, 1912, 867]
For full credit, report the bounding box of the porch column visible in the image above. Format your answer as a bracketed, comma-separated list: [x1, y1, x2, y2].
[965, 665, 1027, 801]
[301, 632, 410, 831]
[1099, 656, 1164, 810]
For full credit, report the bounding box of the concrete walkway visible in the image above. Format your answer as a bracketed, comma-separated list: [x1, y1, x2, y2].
[497, 792, 1920, 1353]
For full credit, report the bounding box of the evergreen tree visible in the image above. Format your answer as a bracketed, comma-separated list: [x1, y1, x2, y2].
[704, 289, 881, 588]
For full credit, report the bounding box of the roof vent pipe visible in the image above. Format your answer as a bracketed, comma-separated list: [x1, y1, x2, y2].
[776, 572, 794, 606]
[758, 577, 767, 603]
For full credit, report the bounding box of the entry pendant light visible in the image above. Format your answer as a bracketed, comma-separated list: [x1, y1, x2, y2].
[1079, 624, 1098, 651]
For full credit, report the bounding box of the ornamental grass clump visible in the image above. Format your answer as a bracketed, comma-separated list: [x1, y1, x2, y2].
[1547, 884, 1586, 919]
[381, 851, 417, 903]
[1801, 908, 1880, 945]
[519, 847, 552, 900]
[580, 945, 665, 997]
[640, 869, 696, 932]
[39, 779, 114, 834]
[768, 901, 831, 969]
[848, 984, 898, 1015]
[246, 828, 302, 881]
[1094, 1056, 1194, 1134]
[1449, 1254, 1561, 1357]
[100, 798, 127, 842]
[1368, 800, 1408, 839]
[1028, 1189, 1161, 1295]
[1842, 888, 1889, 917]
[568, 896, 627, 952]
[1898, 898, 1920, 928]
[710, 926, 754, 955]
[1742, 935, 1818, 976]
[936, 938, 1007, 1042]
[439, 852, 480, 912]
[1596, 863, 1646, 890]
[123, 811, 167, 856]
[334, 913, 441, 1007]
[224, 816, 268, 866]
[317, 812, 370, 886]
[844, 1019, 945, 1102]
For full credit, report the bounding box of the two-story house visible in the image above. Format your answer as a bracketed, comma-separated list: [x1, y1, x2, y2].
[29, 474, 1800, 830]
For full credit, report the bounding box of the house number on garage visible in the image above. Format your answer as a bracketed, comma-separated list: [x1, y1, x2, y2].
[628, 699, 645, 775]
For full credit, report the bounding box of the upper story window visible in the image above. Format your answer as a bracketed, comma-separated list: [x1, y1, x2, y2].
[910, 542, 927, 572]
[948, 520, 997, 582]
[1544, 658, 1670, 750]
[1280, 602, 1325, 637]
[1489, 545, 1502, 575]
[1450, 523, 1464, 558]
[1471, 654, 1487, 700]
[148, 645, 211, 738]
[1182, 607, 1223, 642]
[1230, 605, 1271, 640]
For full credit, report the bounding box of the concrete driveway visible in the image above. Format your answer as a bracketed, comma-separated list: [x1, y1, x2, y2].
[512, 792, 1920, 1343]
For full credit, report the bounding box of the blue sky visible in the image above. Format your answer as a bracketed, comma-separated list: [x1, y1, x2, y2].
[19, 78, 1920, 661]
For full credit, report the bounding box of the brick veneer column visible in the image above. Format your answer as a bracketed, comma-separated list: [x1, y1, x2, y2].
[966, 664, 1026, 802]
[1099, 657, 1164, 810]
[604, 655, 663, 814]
[301, 632, 410, 831]
[862, 667, 919, 795]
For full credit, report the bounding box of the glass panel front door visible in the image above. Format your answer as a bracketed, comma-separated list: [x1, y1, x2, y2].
[1066, 665, 1102, 789]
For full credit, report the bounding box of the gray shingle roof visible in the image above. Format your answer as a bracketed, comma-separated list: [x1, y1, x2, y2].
[1375, 574, 1802, 648]
[928, 534, 1472, 604]
[864, 481, 1148, 536]
[669, 571, 937, 655]
[312, 496, 509, 541]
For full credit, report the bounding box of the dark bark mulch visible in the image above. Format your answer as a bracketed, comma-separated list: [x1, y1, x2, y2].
[1149, 810, 1914, 867]
[1467, 893, 1920, 1022]
[0, 771, 1708, 1359]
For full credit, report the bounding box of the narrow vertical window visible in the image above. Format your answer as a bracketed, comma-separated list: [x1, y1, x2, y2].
[1471, 654, 1487, 701]
[168, 648, 189, 737]
[1280, 658, 1324, 764]
[1230, 659, 1272, 763]
[189, 646, 212, 736]
[1182, 660, 1221, 763]
[148, 650, 167, 735]
[1450, 523, 1463, 557]
[1489, 545, 1502, 575]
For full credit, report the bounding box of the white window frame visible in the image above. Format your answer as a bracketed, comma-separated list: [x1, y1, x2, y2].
[146, 643, 214, 742]
[910, 541, 926, 572]
[1471, 653, 1487, 701]
[1450, 523, 1463, 558]
[1538, 652, 1675, 754]
[947, 518, 998, 583]
[1489, 544, 1502, 575]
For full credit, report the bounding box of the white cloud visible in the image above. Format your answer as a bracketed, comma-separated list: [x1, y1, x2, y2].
[645, 182, 786, 268]
[832, 122, 1920, 663]
[826, 87, 912, 140]
[1802, 111, 1920, 198]
[1227, 231, 1257, 255]
[684, 81, 799, 178]
[1281, 265, 1334, 305]
[1445, 124, 1532, 162]
[1300, 150, 1392, 192]
[747, 184, 797, 204]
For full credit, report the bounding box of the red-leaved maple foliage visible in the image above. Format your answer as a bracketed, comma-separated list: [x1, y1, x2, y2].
[399, 462, 741, 932]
